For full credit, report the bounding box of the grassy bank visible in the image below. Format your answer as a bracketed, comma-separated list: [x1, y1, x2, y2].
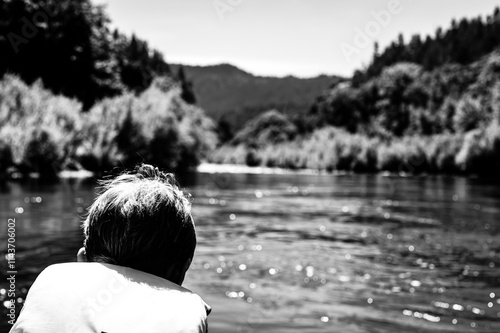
[208, 125, 500, 176]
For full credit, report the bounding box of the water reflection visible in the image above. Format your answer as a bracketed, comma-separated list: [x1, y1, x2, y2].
[1, 174, 500, 332]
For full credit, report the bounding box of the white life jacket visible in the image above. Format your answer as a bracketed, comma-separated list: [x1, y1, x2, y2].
[10, 262, 211, 333]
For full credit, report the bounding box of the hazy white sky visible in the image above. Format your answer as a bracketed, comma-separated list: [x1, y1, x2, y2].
[94, 0, 500, 77]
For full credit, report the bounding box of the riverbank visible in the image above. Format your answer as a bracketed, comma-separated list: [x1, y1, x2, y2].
[208, 125, 500, 176]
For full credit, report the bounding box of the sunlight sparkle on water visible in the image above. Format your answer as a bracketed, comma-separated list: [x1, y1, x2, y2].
[338, 275, 350, 282]
[320, 316, 329, 323]
[471, 307, 484, 315]
[250, 244, 262, 251]
[410, 280, 421, 287]
[403, 310, 440, 323]
[433, 301, 449, 309]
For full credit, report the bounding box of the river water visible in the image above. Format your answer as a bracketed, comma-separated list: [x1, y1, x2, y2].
[1, 172, 500, 332]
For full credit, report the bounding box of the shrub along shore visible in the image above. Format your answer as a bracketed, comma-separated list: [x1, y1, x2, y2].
[208, 124, 500, 176]
[0, 75, 217, 178]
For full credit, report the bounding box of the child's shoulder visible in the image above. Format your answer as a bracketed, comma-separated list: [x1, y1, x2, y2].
[37, 262, 199, 298]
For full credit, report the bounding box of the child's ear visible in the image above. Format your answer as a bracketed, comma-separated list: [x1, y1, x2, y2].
[77, 247, 87, 262]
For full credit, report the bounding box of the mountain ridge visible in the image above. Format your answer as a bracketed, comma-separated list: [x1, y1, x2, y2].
[170, 63, 344, 132]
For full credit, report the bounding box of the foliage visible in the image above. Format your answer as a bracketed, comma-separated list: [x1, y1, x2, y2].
[0, 75, 82, 176]
[361, 7, 500, 81]
[453, 95, 488, 132]
[78, 78, 217, 173]
[209, 123, 499, 176]
[231, 110, 297, 147]
[0, 75, 217, 176]
[0, 0, 195, 109]
[456, 122, 500, 174]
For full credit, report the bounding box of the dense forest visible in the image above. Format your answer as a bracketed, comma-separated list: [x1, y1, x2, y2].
[0, 0, 214, 177]
[0, 0, 197, 109]
[209, 7, 500, 176]
[354, 7, 500, 85]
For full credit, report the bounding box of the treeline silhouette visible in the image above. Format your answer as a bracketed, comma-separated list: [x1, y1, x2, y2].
[355, 7, 500, 84]
[0, 0, 195, 109]
[0, 0, 213, 177]
[209, 8, 500, 176]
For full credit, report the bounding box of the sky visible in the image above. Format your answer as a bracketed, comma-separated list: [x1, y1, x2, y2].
[94, 0, 500, 78]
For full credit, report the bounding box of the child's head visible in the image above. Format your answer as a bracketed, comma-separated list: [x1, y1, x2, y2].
[80, 164, 196, 285]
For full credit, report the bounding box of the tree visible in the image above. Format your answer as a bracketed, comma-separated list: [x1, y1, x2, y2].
[0, 0, 179, 109]
[453, 95, 487, 132]
[177, 67, 196, 104]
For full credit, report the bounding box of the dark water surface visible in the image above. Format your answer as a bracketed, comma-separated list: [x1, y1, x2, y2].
[1, 173, 500, 332]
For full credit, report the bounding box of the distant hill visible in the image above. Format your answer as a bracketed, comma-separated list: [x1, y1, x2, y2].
[170, 63, 344, 131]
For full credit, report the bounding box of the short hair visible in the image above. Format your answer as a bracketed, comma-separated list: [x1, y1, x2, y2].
[82, 164, 196, 280]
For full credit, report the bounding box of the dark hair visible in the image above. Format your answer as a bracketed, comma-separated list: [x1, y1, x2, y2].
[83, 164, 196, 282]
